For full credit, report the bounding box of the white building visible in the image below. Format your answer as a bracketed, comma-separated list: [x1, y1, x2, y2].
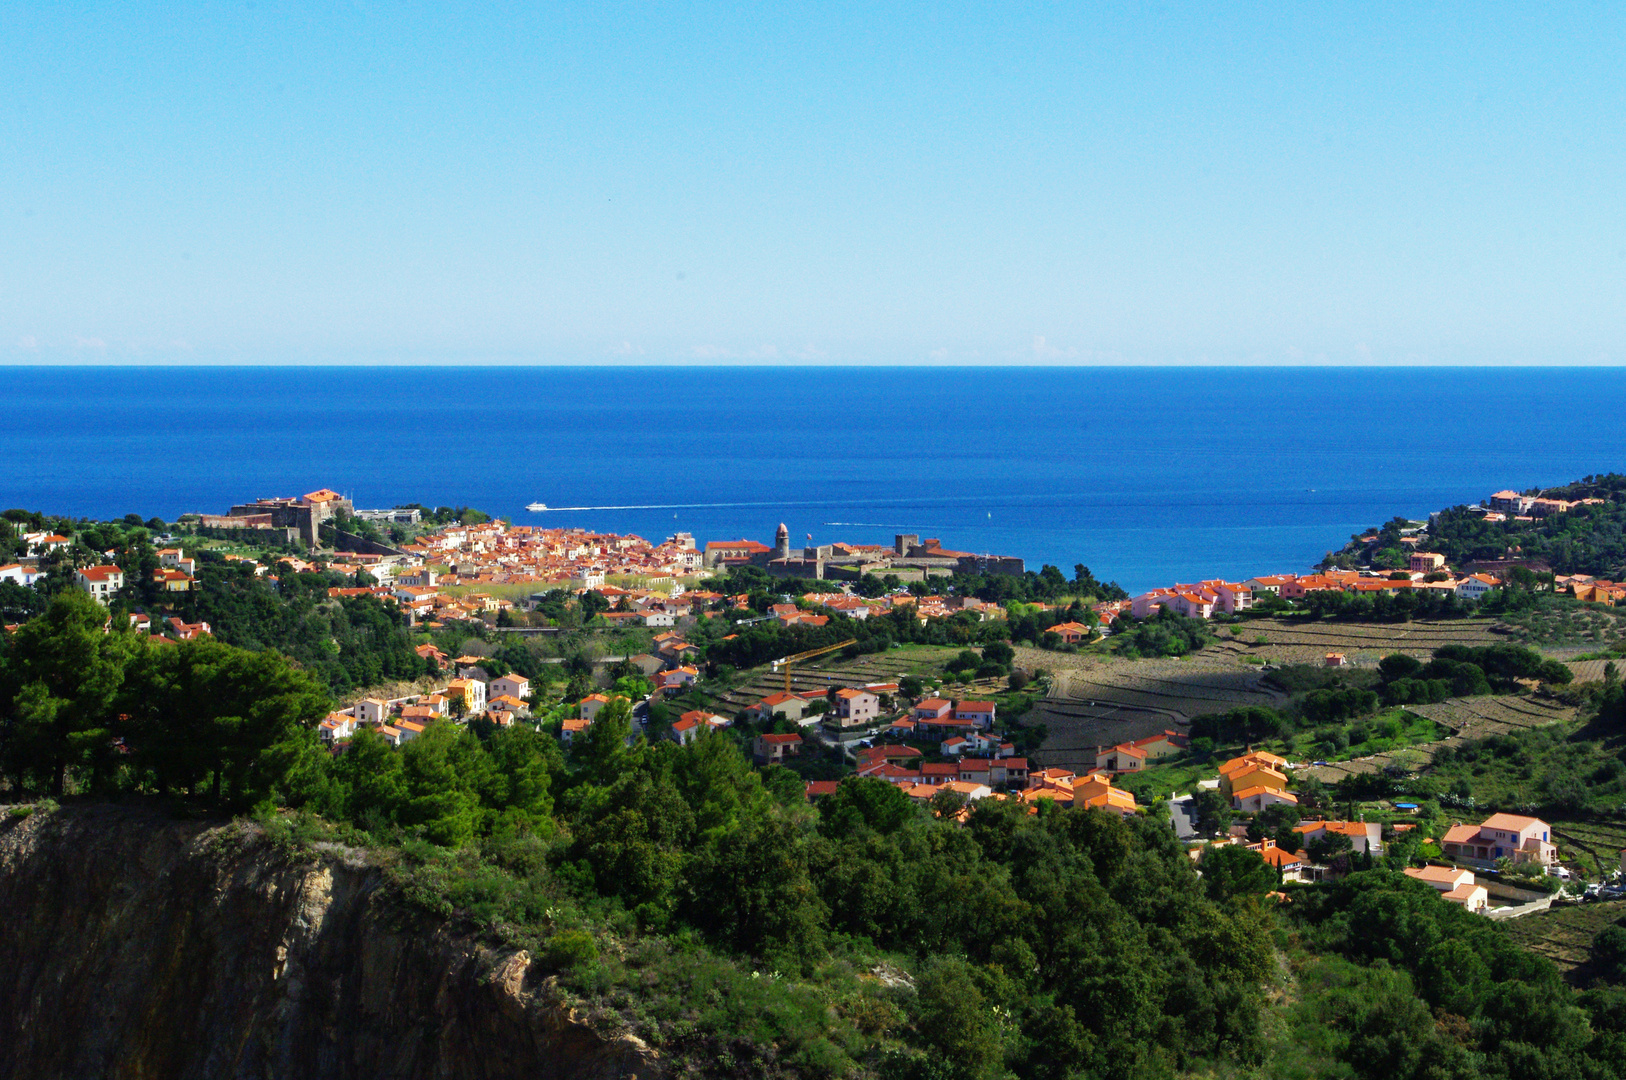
[355, 698, 388, 725]
[74, 565, 125, 603]
[1456, 574, 1499, 602]
[490, 673, 531, 701]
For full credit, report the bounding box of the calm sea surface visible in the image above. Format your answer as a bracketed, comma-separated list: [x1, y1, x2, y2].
[3, 366, 1623, 594]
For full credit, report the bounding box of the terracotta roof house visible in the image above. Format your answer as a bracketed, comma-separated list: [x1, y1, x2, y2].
[753, 732, 804, 765]
[1233, 785, 1299, 812]
[1404, 866, 1490, 914]
[1440, 813, 1556, 868]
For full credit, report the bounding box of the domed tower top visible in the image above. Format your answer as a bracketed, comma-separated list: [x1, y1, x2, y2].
[775, 522, 790, 558]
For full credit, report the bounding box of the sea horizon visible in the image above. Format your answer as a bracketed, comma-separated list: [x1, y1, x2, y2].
[5, 364, 1623, 594]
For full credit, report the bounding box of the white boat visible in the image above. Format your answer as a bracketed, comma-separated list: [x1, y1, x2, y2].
[526, 502, 548, 512]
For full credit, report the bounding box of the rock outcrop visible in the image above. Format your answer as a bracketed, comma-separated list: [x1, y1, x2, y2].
[0, 804, 659, 1080]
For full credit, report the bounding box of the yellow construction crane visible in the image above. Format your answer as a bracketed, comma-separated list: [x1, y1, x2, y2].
[771, 638, 857, 694]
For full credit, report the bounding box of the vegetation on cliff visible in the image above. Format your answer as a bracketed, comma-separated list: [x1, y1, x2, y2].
[1325, 472, 1626, 579]
[6, 589, 1626, 1078]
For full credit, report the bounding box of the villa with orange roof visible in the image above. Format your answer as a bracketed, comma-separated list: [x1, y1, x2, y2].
[749, 692, 806, 724]
[445, 677, 486, 716]
[954, 700, 997, 728]
[578, 693, 617, 722]
[74, 564, 124, 603]
[1094, 743, 1147, 773]
[1440, 813, 1557, 868]
[1456, 573, 1501, 602]
[1404, 865, 1489, 914]
[753, 732, 804, 765]
[833, 687, 880, 726]
[1294, 820, 1382, 855]
[1233, 785, 1298, 812]
[1072, 774, 1137, 816]
[1218, 751, 1293, 809]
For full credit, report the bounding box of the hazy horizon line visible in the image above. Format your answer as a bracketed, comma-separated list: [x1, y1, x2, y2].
[4, 359, 1626, 370]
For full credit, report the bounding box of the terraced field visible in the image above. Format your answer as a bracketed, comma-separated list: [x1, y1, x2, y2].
[696, 645, 1001, 719]
[1298, 693, 1577, 783]
[1566, 658, 1618, 684]
[1549, 820, 1626, 879]
[1496, 602, 1626, 652]
[1015, 647, 1289, 773]
[1405, 693, 1575, 737]
[1014, 614, 1576, 779]
[1502, 900, 1626, 979]
[1217, 617, 1507, 666]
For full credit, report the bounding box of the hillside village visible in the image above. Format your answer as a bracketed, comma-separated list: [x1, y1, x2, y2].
[3, 482, 1622, 921]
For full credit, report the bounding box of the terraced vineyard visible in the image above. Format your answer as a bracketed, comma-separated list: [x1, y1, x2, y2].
[1566, 658, 1618, 684]
[1502, 900, 1626, 979]
[1015, 647, 1289, 773]
[1549, 820, 1626, 879]
[1016, 619, 1503, 774]
[1013, 613, 1578, 779]
[695, 644, 1002, 719]
[1405, 693, 1575, 736]
[1216, 617, 1507, 666]
[1298, 693, 1577, 783]
[1496, 602, 1626, 651]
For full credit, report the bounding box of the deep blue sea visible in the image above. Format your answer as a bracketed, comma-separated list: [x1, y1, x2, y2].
[3, 366, 1623, 594]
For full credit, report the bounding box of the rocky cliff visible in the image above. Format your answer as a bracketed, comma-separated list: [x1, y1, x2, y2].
[0, 804, 659, 1080]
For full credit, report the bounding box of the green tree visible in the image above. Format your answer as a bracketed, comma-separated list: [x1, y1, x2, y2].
[818, 776, 918, 840]
[0, 590, 136, 795]
[398, 722, 485, 846]
[122, 638, 330, 808]
[681, 811, 828, 963]
[331, 727, 407, 830]
[481, 723, 560, 837]
[576, 696, 634, 782]
[1193, 788, 1233, 838]
[1200, 844, 1276, 902]
[1416, 938, 1492, 1016]
[913, 957, 1006, 1080]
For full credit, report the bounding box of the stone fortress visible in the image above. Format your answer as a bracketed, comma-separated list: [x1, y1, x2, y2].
[198, 489, 354, 549]
[705, 524, 1024, 581]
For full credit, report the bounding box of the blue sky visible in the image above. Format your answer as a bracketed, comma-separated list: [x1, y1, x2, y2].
[3, 3, 1624, 365]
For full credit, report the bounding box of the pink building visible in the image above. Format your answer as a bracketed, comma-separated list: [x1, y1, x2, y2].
[1441, 814, 1557, 868]
[1130, 581, 1249, 620]
[954, 700, 996, 728]
[835, 688, 880, 726]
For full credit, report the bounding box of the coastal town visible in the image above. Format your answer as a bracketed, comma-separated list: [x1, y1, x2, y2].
[15, 17, 1626, 1074]
[5, 479, 1622, 928]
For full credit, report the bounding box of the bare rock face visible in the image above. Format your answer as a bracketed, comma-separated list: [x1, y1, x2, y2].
[0, 805, 660, 1080]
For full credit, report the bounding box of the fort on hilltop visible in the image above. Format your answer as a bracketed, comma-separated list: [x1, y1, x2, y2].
[197, 488, 353, 549]
[704, 524, 1024, 581]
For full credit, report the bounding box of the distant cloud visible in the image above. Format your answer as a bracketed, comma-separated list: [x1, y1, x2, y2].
[928, 347, 949, 360]
[1030, 335, 1077, 361]
[16, 335, 37, 349]
[609, 340, 644, 357]
[682, 343, 813, 361]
